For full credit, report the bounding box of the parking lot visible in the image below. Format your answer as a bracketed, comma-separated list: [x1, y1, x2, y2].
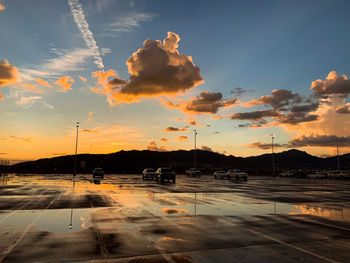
[0, 174, 349, 262]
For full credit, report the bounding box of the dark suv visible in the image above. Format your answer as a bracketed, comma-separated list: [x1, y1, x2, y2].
[93, 168, 104, 179]
[156, 167, 176, 183]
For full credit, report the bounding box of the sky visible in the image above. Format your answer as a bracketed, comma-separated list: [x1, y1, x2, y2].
[1, 0, 350, 161]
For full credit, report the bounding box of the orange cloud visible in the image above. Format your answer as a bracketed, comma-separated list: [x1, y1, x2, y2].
[178, 136, 188, 141]
[211, 115, 224, 120]
[82, 129, 98, 133]
[162, 91, 238, 115]
[248, 142, 284, 150]
[36, 78, 52, 88]
[241, 89, 303, 109]
[336, 103, 350, 114]
[147, 141, 167, 151]
[275, 72, 350, 154]
[91, 32, 203, 106]
[55, 76, 75, 91]
[92, 70, 116, 86]
[163, 127, 188, 132]
[282, 95, 350, 136]
[289, 134, 350, 147]
[86, 111, 93, 122]
[160, 138, 168, 142]
[9, 135, 32, 142]
[79, 76, 87, 82]
[20, 83, 44, 94]
[0, 60, 19, 87]
[311, 71, 350, 98]
[201, 145, 213, 152]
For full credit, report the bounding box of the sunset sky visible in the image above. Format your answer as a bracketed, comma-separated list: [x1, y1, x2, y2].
[1, 0, 350, 161]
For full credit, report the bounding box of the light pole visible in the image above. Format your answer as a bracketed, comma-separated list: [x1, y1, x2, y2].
[336, 139, 340, 171]
[194, 129, 197, 169]
[73, 122, 79, 177]
[271, 134, 275, 177]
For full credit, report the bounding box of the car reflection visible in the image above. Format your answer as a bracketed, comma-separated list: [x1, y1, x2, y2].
[93, 179, 101, 185]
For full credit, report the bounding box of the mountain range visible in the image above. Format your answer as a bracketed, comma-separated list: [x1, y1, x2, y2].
[8, 149, 350, 175]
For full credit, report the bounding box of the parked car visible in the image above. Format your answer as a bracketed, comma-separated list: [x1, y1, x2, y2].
[279, 170, 307, 178]
[279, 171, 294, 177]
[156, 167, 176, 183]
[227, 169, 248, 181]
[306, 172, 327, 179]
[214, 170, 230, 179]
[327, 170, 350, 179]
[142, 168, 157, 180]
[186, 168, 201, 177]
[93, 168, 104, 179]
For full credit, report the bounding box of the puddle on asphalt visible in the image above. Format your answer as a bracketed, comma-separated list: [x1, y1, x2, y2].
[0, 208, 90, 232]
[108, 193, 350, 221]
[1, 174, 349, 231]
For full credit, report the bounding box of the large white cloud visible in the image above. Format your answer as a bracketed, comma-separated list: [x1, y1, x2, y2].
[92, 32, 203, 105]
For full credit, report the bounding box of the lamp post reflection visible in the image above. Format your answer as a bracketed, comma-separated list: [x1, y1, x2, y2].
[194, 192, 197, 216]
[69, 179, 76, 230]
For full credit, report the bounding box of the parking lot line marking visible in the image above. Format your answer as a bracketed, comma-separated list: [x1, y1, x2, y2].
[0, 194, 46, 224]
[294, 217, 350, 232]
[108, 194, 176, 263]
[90, 202, 108, 257]
[0, 194, 59, 263]
[243, 227, 340, 263]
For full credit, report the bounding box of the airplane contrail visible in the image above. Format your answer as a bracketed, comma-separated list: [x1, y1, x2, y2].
[68, 0, 104, 69]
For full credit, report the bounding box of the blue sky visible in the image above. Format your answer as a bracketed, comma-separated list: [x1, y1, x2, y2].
[1, 0, 350, 160]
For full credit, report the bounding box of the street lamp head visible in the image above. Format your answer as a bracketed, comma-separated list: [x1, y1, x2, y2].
[271, 134, 275, 139]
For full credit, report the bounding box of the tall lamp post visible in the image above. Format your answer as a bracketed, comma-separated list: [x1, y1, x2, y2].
[271, 134, 275, 177]
[336, 139, 340, 171]
[73, 122, 79, 177]
[194, 129, 197, 169]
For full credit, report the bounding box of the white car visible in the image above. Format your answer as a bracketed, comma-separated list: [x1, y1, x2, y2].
[227, 169, 248, 181]
[279, 171, 294, 177]
[186, 168, 201, 177]
[142, 168, 157, 180]
[214, 170, 229, 179]
[306, 172, 327, 179]
[327, 171, 350, 179]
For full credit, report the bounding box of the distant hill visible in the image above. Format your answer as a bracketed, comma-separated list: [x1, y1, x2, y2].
[9, 149, 349, 175]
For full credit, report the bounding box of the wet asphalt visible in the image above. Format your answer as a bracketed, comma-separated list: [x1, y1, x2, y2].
[0, 174, 349, 263]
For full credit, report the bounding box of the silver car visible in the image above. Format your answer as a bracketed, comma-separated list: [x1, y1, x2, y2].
[227, 169, 248, 181]
[186, 168, 201, 177]
[214, 170, 229, 179]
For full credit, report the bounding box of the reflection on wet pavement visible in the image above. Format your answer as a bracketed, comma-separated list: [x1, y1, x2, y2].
[0, 173, 350, 262]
